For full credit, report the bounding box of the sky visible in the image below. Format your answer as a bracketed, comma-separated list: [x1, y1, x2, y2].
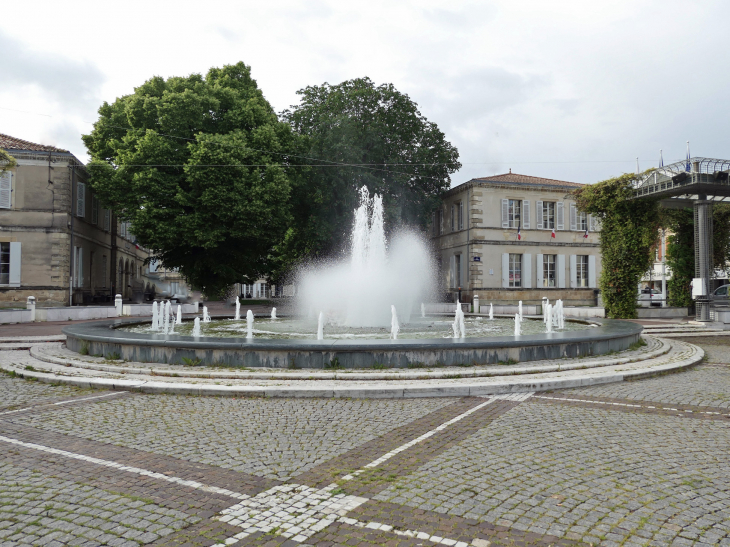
[1, 0, 729, 186]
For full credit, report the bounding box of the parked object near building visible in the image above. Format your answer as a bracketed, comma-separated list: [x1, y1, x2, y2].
[0, 132, 154, 307]
[432, 171, 601, 306]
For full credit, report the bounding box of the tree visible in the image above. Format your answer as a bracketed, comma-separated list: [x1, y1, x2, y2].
[573, 174, 661, 318]
[83, 62, 305, 297]
[0, 149, 17, 173]
[279, 77, 461, 270]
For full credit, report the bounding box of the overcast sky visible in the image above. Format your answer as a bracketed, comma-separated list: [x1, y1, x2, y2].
[1, 0, 728, 186]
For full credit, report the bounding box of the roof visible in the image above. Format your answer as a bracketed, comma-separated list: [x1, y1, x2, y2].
[0, 132, 69, 153]
[471, 171, 583, 188]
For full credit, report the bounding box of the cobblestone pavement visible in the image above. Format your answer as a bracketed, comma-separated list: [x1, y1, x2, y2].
[2, 337, 730, 546]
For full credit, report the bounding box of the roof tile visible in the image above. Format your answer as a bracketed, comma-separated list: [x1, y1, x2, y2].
[471, 172, 583, 188]
[0, 132, 68, 153]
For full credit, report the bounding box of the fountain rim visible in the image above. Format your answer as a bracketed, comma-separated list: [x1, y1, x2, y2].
[62, 315, 641, 352]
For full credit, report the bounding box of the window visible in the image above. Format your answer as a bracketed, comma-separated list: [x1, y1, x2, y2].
[458, 201, 464, 230]
[542, 202, 555, 229]
[0, 171, 11, 209]
[120, 221, 126, 238]
[76, 181, 86, 217]
[73, 246, 83, 288]
[92, 197, 98, 225]
[0, 243, 9, 284]
[509, 253, 522, 287]
[508, 200, 521, 229]
[577, 255, 589, 287]
[450, 204, 455, 232]
[577, 211, 587, 231]
[104, 209, 110, 232]
[542, 255, 556, 287]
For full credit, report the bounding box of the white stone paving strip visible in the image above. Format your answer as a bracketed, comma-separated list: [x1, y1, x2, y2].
[0, 391, 128, 416]
[533, 395, 730, 417]
[0, 393, 530, 547]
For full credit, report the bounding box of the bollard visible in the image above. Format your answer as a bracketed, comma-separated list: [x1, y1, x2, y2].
[26, 296, 36, 322]
[115, 294, 123, 316]
[473, 294, 479, 315]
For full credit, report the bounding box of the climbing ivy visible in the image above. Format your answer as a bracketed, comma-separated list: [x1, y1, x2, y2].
[573, 174, 660, 319]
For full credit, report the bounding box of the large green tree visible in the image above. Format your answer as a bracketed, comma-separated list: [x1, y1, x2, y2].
[279, 77, 461, 269]
[83, 62, 305, 296]
[574, 173, 661, 318]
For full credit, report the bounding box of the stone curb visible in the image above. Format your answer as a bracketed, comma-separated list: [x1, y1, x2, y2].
[1, 340, 704, 399]
[28, 336, 670, 382]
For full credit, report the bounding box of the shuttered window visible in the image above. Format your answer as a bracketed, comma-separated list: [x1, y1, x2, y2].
[0, 171, 12, 209]
[76, 181, 86, 217]
[92, 196, 98, 225]
[104, 209, 110, 231]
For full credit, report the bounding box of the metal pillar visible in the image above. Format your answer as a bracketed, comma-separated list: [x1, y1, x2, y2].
[694, 199, 713, 321]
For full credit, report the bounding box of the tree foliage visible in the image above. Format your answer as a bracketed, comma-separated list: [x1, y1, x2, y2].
[83, 62, 305, 297]
[574, 174, 661, 318]
[0, 149, 17, 173]
[280, 77, 461, 268]
[662, 204, 730, 307]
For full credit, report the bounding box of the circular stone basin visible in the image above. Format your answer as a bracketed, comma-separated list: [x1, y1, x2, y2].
[63, 315, 642, 370]
[120, 316, 593, 339]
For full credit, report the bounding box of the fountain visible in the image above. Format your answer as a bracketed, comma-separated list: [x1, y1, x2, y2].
[162, 301, 170, 334]
[518, 300, 523, 322]
[246, 310, 254, 340]
[235, 296, 241, 321]
[546, 304, 553, 333]
[176, 305, 182, 325]
[317, 312, 324, 341]
[65, 186, 641, 369]
[271, 307, 277, 320]
[452, 301, 466, 339]
[151, 302, 159, 331]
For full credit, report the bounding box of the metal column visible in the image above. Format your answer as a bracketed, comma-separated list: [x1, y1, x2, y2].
[694, 199, 713, 321]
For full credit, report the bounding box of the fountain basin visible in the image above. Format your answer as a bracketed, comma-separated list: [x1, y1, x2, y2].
[63, 316, 642, 369]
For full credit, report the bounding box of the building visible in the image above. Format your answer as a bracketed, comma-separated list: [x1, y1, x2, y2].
[433, 171, 601, 306]
[0, 133, 156, 307]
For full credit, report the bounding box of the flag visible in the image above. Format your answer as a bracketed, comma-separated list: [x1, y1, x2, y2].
[551, 229, 556, 239]
[583, 228, 589, 239]
[659, 149, 664, 168]
[517, 226, 521, 240]
[685, 141, 691, 172]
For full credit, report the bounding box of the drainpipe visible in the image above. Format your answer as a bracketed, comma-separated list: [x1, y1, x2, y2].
[69, 164, 75, 306]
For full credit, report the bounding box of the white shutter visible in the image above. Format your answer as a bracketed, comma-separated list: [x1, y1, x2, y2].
[589, 214, 595, 232]
[522, 201, 530, 229]
[0, 172, 11, 209]
[570, 255, 577, 289]
[502, 253, 509, 288]
[9, 242, 20, 286]
[501, 199, 509, 228]
[536, 200, 543, 229]
[588, 255, 597, 288]
[557, 254, 566, 288]
[77, 182, 86, 218]
[569, 203, 577, 231]
[523, 254, 532, 288]
[536, 254, 544, 287]
[556, 202, 564, 230]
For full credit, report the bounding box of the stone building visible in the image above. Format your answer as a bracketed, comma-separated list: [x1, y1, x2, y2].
[0, 133, 156, 307]
[433, 172, 601, 306]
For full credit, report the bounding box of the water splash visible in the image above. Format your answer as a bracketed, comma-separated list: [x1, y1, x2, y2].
[390, 305, 400, 340]
[421, 303, 426, 318]
[246, 310, 254, 340]
[192, 317, 201, 337]
[298, 186, 434, 327]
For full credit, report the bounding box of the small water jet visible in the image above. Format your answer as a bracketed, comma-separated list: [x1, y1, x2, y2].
[453, 301, 466, 339]
[192, 317, 201, 337]
[489, 303, 494, 320]
[546, 304, 553, 333]
[176, 305, 182, 325]
[163, 301, 170, 334]
[246, 310, 254, 340]
[151, 302, 159, 331]
[203, 306, 211, 323]
[390, 305, 400, 340]
[514, 313, 521, 336]
[235, 296, 241, 321]
[271, 307, 277, 320]
[421, 303, 426, 318]
[518, 300, 523, 322]
[317, 312, 324, 340]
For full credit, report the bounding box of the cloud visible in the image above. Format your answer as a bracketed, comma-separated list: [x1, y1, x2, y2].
[0, 30, 105, 113]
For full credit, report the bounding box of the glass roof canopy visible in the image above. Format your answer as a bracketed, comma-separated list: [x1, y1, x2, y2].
[632, 157, 730, 200]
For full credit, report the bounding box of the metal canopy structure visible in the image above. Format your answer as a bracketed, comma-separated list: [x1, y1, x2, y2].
[632, 157, 730, 321]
